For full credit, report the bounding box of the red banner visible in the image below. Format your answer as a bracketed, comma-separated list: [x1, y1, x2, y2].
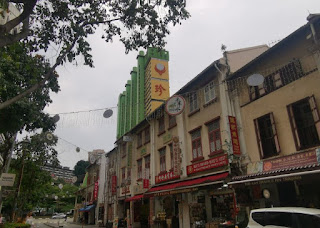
[143, 179, 149, 189]
[155, 171, 180, 184]
[187, 154, 228, 175]
[228, 116, 241, 156]
[263, 150, 318, 172]
[111, 176, 117, 195]
[93, 181, 99, 200]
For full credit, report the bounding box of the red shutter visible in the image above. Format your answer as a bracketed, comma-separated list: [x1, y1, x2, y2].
[254, 119, 264, 158]
[269, 113, 281, 154]
[287, 105, 301, 150]
[309, 95, 320, 139]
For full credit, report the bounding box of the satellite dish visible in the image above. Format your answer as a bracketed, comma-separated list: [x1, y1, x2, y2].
[76, 147, 80, 153]
[103, 109, 113, 118]
[246, 74, 265, 86]
[53, 114, 60, 123]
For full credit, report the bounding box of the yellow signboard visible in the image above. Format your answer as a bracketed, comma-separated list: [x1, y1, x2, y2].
[151, 80, 170, 100]
[147, 59, 169, 80]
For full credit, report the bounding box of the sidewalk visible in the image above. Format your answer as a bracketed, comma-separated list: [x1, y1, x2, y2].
[44, 220, 99, 228]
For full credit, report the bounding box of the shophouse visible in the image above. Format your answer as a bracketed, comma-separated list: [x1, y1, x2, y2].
[114, 44, 268, 227]
[227, 14, 320, 217]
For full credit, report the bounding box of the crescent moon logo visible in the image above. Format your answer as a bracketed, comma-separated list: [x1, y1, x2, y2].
[155, 63, 166, 75]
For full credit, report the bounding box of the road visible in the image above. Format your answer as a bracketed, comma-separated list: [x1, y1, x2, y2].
[33, 218, 97, 228]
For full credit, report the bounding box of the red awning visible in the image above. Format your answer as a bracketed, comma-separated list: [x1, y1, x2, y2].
[147, 172, 229, 194]
[125, 194, 144, 202]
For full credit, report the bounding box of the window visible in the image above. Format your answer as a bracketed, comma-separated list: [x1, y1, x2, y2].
[144, 127, 150, 144]
[121, 168, 126, 183]
[288, 96, 320, 150]
[189, 92, 199, 113]
[190, 128, 202, 160]
[169, 144, 173, 169]
[137, 159, 142, 180]
[137, 132, 143, 148]
[121, 143, 127, 158]
[168, 115, 176, 128]
[204, 81, 216, 104]
[207, 119, 222, 155]
[254, 113, 280, 159]
[294, 213, 320, 228]
[158, 116, 165, 134]
[127, 168, 131, 181]
[145, 155, 150, 179]
[249, 60, 303, 101]
[159, 147, 166, 173]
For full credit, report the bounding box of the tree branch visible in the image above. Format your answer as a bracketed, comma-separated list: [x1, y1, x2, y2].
[0, 17, 29, 48]
[0, 36, 79, 110]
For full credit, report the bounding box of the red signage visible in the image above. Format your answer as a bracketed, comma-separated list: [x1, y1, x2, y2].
[155, 171, 180, 184]
[187, 154, 228, 175]
[93, 181, 99, 200]
[263, 150, 318, 172]
[173, 136, 181, 176]
[228, 116, 241, 156]
[143, 179, 150, 189]
[111, 176, 117, 195]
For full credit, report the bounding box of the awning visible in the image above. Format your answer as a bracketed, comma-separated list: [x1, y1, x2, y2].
[146, 172, 228, 195]
[125, 194, 143, 202]
[79, 204, 96, 212]
[228, 166, 320, 186]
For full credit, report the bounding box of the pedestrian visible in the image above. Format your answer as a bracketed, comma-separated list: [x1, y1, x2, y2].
[26, 212, 34, 228]
[0, 214, 3, 225]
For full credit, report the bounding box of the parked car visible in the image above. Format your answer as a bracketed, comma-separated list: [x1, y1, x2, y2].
[247, 207, 320, 228]
[52, 213, 67, 219]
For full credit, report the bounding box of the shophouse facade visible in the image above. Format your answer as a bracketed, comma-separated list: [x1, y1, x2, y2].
[227, 14, 320, 220]
[114, 45, 268, 228]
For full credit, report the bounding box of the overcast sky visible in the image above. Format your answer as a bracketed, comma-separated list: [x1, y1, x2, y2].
[44, 0, 320, 169]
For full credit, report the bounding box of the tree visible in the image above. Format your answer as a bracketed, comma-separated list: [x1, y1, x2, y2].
[0, 42, 59, 175]
[0, 0, 190, 109]
[2, 133, 59, 219]
[73, 160, 90, 186]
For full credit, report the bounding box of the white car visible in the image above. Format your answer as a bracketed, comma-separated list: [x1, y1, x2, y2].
[247, 207, 320, 228]
[52, 213, 67, 219]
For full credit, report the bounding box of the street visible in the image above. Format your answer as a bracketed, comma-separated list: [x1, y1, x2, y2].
[32, 218, 96, 228]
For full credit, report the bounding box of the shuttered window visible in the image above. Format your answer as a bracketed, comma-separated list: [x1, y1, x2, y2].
[254, 113, 280, 159]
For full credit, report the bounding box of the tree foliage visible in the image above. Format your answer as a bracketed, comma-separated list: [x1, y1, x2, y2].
[0, 0, 190, 109]
[73, 160, 89, 185]
[0, 42, 59, 173]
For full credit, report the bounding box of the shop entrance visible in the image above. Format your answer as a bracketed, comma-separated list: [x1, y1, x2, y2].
[133, 199, 149, 228]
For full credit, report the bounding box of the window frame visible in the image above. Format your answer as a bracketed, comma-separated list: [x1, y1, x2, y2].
[204, 81, 216, 104]
[158, 116, 165, 135]
[121, 143, 127, 158]
[254, 112, 280, 159]
[137, 131, 143, 148]
[159, 147, 166, 173]
[137, 159, 142, 180]
[169, 144, 173, 170]
[144, 155, 150, 179]
[121, 167, 126, 183]
[206, 118, 222, 156]
[189, 91, 199, 113]
[168, 115, 177, 129]
[190, 127, 203, 161]
[144, 126, 150, 144]
[287, 96, 320, 150]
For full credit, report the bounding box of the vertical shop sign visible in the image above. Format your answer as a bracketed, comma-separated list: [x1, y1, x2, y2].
[172, 136, 180, 176]
[93, 180, 99, 200]
[127, 142, 132, 167]
[228, 116, 241, 156]
[111, 176, 117, 195]
[143, 179, 149, 189]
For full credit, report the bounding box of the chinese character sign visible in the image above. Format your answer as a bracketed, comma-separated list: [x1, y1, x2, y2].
[111, 176, 117, 195]
[93, 180, 99, 200]
[151, 80, 169, 100]
[228, 116, 241, 156]
[172, 136, 181, 176]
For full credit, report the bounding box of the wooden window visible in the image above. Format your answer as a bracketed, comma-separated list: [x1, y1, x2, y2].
[169, 144, 173, 169]
[145, 127, 150, 144]
[168, 115, 176, 128]
[121, 168, 126, 183]
[190, 128, 202, 160]
[127, 168, 131, 181]
[287, 96, 320, 150]
[137, 159, 142, 180]
[189, 92, 199, 113]
[204, 81, 216, 104]
[159, 147, 166, 173]
[158, 116, 165, 134]
[145, 155, 150, 179]
[121, 143, 126, 158]
[207, 119, 222, 155]
[137, 132, 143, 148]
[254, 113, 280, 159]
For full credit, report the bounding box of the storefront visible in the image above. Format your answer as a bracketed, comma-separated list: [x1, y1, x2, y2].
[229, 149, 320, 228]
